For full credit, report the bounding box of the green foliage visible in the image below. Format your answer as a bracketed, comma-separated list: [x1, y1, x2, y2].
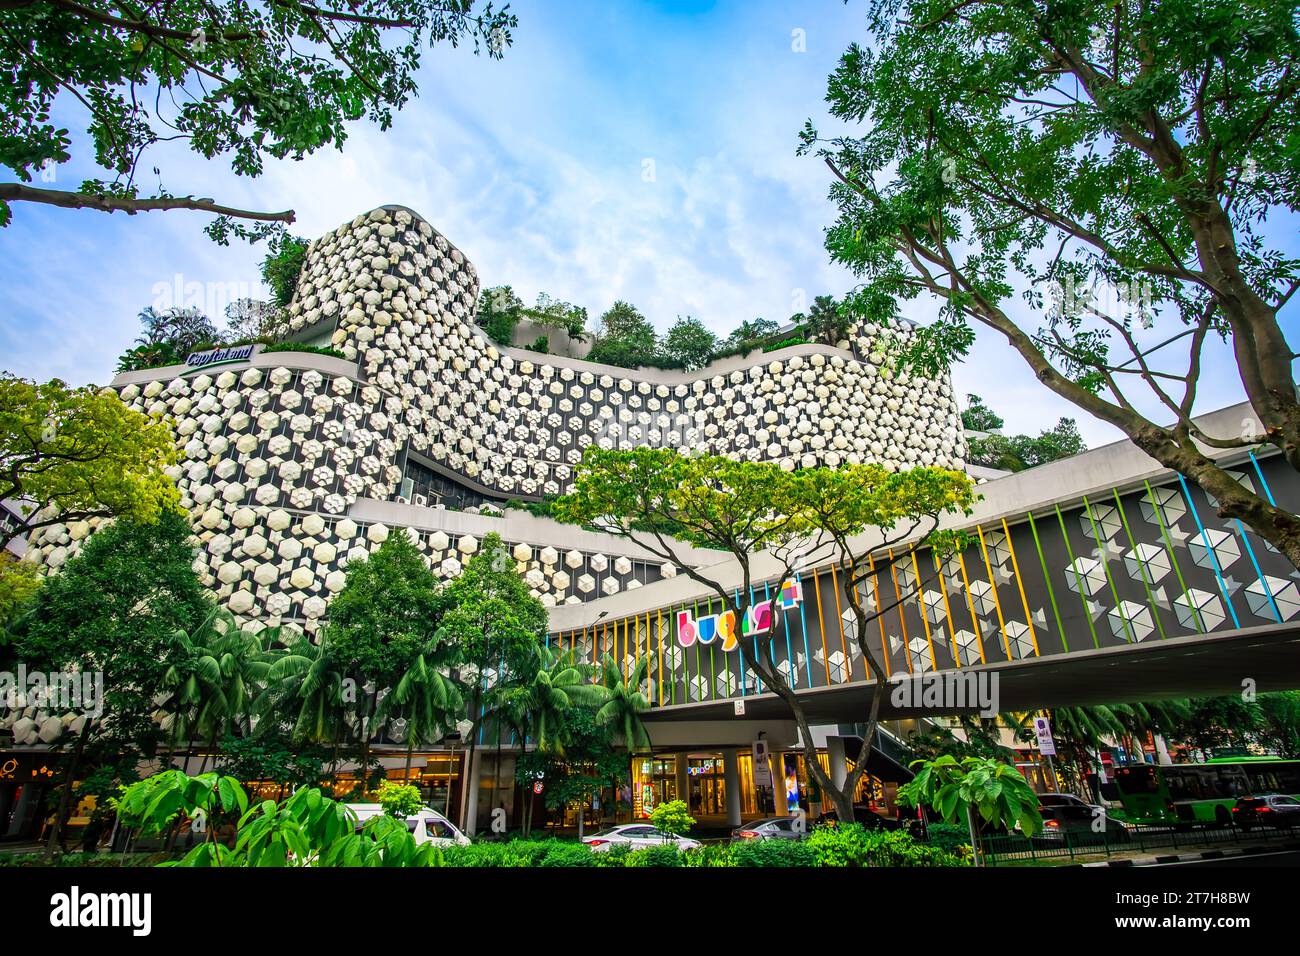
[18, 510, 211, 749]
[648, 799, 694, 837]
[661, 316, 718, 370]
[377, 781, 425, 819]
[587, 300, 658, 367]
[261, 235, 309, 308]
[965, 400, 1087, 473]
[259, 342, 345, 360]
[513, 705, 626, 815]
[527, 292, 588, 338]
[624, 844, 682, 868]
[899, 756, 1043, 840]
[326, 532, 445, 686]
[1, 1, 517, 236]
[441, 532, 547, 675]
[723, 317, 781, 350]
[0, 553, 41, 636]
[215, 736, 327, 791]
[118, 772, 439, 867]
[596, 655, 651, 752]
[478, 285, 525, 346]
[730, 838, 818, 867]
[806, 824, 967, 867]
[0, 375, 181, 548]
[961, 394, 1004, 433]
[529, 335, 549, 354]
[1257, 692, 1300, 759]
[923, 821, 974, 856]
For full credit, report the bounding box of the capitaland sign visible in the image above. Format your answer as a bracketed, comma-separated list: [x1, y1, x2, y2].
[675, 578, 804, 652]
[185, 344, 255, 368]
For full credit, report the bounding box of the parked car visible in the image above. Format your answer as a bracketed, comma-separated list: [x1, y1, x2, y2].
[731, 816, 807, 842]
[582, 823, 701, 852]
[813, 805, 917, 834]
[348, 804, 472, 847]
[1232, 794, 1300, 830]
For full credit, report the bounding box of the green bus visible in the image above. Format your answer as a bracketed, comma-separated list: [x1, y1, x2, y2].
[1111, 757, 1300, 826]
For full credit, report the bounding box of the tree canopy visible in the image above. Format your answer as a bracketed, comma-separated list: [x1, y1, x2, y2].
[962, 394, 1086, 472]
[802, 0, 1300, 568]
[1, 0, 517, 240]
[0, 375, 181, 549]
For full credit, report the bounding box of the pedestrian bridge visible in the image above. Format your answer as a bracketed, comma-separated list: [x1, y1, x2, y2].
[547, 403, 1300, 720]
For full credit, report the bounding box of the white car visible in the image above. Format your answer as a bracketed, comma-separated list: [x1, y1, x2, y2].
[348, 804, 472, 847]
[583, 824, 701, 852]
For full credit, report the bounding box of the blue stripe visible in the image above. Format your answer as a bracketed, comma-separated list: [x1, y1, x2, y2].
[1176, 473, 1241, 628]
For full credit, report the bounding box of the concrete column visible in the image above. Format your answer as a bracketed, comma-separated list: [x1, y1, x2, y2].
[0, 783, 15, 834]
[827, 736, 848, 791]
[723, 749, 742, 827]
[463, 748, 483, 836]
[674, 753, 689, 807]
[1154, 734, 1174, 766]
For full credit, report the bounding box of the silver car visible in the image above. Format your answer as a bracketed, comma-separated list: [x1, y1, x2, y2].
[582, 824, 701, 852]
[731, 816, 807, 842]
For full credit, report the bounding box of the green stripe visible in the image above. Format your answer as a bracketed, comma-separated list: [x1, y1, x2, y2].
[1112, 488, 1169, 640]
[1055, 504, 1101, 649]
[1143, 479, 1205, 633]
[1026, 511, 1069, 653]
[1082, 495, 1133, 642]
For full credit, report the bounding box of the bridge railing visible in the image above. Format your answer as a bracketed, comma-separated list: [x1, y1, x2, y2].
[981, 821, 1300, 864]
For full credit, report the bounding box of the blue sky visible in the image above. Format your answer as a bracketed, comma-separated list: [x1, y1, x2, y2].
[1, 0, 1294, 448]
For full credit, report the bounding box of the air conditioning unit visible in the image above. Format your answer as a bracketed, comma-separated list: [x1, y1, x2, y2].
[395, 495, 409, 505]
[413, 493, 428, 507]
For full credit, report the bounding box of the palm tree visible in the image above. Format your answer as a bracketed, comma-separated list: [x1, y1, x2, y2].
[595, 655, 653, 826]
[377, 629, 463, 780]
[254, 631, 350, 780]
[161, 609, 276, 773]
[511, 646, 606, 754]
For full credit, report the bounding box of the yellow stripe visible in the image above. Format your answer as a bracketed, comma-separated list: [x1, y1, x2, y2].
[934, 551, 962, 666]
[956, 552, 987, 664]
[975, 525, 1010, 659]
[1002, 517, 1040, 656]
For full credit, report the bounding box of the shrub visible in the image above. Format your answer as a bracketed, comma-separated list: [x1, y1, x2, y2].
[924, 821, 973, 856]
[806, 824, 967, 867]
[260, 341, 344, 359]
[649, 799, 694, 836]
[262, 235, 310, 308]
[528, 335, 549, 354]
[439, 840, 552, 867]
[624, 844, 682, 868]
[538, 841, 597, 867]
[681, 843, 736, 867]
[376, 781, 424, 819]
[593, 843, 631, 867]
[729, 838, 817, 867]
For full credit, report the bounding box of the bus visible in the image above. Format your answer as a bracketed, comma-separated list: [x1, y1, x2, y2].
[1111, 757, 1300, 826]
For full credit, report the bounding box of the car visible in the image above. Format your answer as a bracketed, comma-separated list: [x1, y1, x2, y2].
[348, 804, 472, 847]
[1232, 794, 1300, 830]
[1032, 802, 1128, 844]
[813, 805, 915, 833]
[731, 816, 807, 842]
[582, 824, 701, 852]
[1038, 792, 1105, 815]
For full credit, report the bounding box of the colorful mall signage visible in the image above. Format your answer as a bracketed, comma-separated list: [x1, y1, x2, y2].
[675, 579, 803, 652]
[185, 343, 255, 368]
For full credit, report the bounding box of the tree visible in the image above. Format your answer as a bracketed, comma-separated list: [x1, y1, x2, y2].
[161, 608, 277, 774]
[596, 655, 652, 754]
[962, 395, 1087, 472]
[0, 553, 41, 636]
[377, 625, 462, 779]
[1256, 691, 1300, 759]
[503, 645, 605, 755]
[215, 736, 328, 799]
[377, 780, 424, 819]
[260, 234, 309, 308]
[15, 509, 211, 854]
[960, 395, 1004, 433]
[222, 298, 287, 343]
[255, 630, 350, 777]
[898, 755, 1043, 866]
[477, 285, 525, 346]
[512, 703, 624, 837]
[723, 317, 780, 350]
[587, 300, 657, 367]
[660, 316, 717, 369]
[649, 799, 694, 838]
[804, 295, 849, 345]
[552, 446, 974, 826]
[1, 1, 517, 239]
[325, 532, 446, 792]
[530, 292, 588, 339]
[1178, 694, 1263, 757]
[0, 375, 180, 549]
[802, 0, 1300, 569]
[439, 531, 548, 824]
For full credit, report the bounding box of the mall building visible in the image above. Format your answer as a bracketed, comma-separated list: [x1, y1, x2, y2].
[7, 205, 1299, 838]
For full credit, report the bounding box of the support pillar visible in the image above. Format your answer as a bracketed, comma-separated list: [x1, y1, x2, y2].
[463, 748, 483, 836]
[5, 783, 41, 838]
[723, 749, 742, 827]
[674, 753, 689, 810]
[1154, 734, 1173, 766]
[827, 736, 848, 791]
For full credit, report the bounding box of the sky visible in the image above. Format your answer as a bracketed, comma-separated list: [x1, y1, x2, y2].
[1, 0, 1295, 449]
